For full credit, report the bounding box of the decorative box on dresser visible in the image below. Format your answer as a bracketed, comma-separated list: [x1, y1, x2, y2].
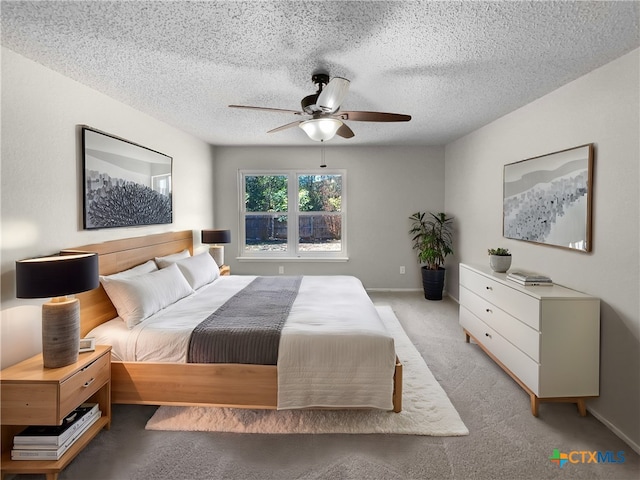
[1, 345, 111, 480]
[458, 264, 600, 417]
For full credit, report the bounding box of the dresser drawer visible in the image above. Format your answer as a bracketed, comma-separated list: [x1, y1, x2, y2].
[460, 286, 540, 361]
[460, 266, 540, 330]
[460, 306, 540, 395]
[59, 351, 110, 420]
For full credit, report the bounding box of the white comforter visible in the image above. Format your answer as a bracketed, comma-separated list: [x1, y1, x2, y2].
[88, 275, 396, 410]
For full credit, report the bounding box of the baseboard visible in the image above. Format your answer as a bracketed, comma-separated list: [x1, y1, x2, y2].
[588, 406, 640, 455]
[366, 288, 422, 292]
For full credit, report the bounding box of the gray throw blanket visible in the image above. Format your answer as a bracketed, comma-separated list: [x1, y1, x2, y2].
[187, 276, 302, 365]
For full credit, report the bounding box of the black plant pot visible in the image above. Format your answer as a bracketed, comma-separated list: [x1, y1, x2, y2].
[421, 266, 446, 301]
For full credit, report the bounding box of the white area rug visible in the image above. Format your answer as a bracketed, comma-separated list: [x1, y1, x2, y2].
[145, 306, 469, 436]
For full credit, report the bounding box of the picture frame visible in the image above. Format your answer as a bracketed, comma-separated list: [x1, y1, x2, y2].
[79, 337, 96, 353]
[503, 144, 594, 252]
[82, 127, 172, 229]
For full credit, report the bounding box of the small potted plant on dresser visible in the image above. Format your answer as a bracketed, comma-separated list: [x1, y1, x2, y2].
[409, 212, 454, 300]
[488, 248, 512, 272]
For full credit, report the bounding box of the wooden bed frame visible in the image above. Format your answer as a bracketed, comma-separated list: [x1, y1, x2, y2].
[67, 230, 403, 412]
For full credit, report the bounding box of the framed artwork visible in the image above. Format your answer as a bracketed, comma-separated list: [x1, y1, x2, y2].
[503, 144, 594, 252]
[82, 127, 172, 229]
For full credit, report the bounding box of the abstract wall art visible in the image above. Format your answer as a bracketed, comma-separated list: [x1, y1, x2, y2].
[503, 144, 594, 252]
[82, 127, 172, 229]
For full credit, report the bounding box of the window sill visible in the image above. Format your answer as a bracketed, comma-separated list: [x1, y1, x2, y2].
[236, 257, 349, 263]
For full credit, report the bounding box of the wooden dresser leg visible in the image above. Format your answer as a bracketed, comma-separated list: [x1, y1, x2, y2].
[530, 394, 539, 417]
[577, 399, 587, 417]
[464, 331, 470, 343]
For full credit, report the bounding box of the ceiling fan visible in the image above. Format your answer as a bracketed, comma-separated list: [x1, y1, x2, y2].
[229, 73, 411, 142]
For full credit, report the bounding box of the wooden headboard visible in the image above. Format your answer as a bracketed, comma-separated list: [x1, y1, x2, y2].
[63, 230, 194, 336]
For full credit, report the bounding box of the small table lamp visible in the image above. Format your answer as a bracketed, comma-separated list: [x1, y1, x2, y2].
[16, 253, 99, 368]
[201, 229, 231, 267]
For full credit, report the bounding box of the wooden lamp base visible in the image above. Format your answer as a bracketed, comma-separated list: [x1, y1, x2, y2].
[42, 297, 80, 368]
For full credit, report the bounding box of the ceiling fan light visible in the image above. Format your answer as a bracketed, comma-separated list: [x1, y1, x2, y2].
[299, 118, 343, 142]
[317, 77, 350, 113]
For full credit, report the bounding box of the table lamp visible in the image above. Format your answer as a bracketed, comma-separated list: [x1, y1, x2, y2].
[201, 229, 231, 267]
[16, 252, 99, 368]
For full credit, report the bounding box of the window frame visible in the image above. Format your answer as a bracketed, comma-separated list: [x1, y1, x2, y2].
[238, 169, 347, 261]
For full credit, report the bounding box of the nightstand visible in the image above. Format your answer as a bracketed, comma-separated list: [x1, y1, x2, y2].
[219, 265, 231, 276]
[1, 345, 111, 480]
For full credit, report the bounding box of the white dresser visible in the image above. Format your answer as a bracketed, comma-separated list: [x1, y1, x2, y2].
[458, 263, 600, 416]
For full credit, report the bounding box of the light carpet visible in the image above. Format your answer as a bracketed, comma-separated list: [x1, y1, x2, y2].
[145, 305, 469, 436]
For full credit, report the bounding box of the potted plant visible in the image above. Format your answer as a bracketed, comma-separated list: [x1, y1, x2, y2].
[487, 247, 512, 272]
[409, 212, 454, 300]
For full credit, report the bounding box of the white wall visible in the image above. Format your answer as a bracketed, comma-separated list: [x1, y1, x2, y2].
[444, 49, 640, 451]
[4, 41, 636, 451]
[214, 145, 444, 288]
[0, 48, 216, 369]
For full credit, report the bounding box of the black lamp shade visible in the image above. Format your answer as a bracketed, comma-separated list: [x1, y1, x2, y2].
[201, 229, 231, 244]
[16, 253, 99, 299]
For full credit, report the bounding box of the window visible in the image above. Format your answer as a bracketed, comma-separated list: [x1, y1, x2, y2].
[240, 170, 346, 259]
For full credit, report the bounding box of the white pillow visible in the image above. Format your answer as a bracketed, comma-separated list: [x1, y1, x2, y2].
[104, 260, 158, 279]
[154, 249, 191, 268]
[100, 263, 194, 328]
[173, 251, 220, 290]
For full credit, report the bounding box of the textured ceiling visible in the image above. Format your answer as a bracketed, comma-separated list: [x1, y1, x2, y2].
[2, 1, 639, 146]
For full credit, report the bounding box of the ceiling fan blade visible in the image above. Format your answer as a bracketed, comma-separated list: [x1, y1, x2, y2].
[338, 111, 411, 122]
[229, 105, 303, 115]
[336, 123, 355, 139]
[267, 121, 303, 134]
[317, 77, 350, 113]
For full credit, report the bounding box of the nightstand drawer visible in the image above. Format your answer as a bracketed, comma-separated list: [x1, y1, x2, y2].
[0, 384, 59, 425]
[1, 349, 111, 425]
[60, 352, 110, 419]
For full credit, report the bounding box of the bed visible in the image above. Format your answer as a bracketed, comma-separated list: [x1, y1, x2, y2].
[68, 230, 402, 412]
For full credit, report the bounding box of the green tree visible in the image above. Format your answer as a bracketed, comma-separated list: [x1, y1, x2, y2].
[245, 175, 287, 212]
[298, 175, 341, 212]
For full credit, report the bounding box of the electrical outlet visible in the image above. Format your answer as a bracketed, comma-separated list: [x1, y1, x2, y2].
[278, 266, 284, 274]
[400, 266, 406, 274]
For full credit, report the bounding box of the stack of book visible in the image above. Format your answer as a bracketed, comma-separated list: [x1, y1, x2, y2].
[506, 271, 553, 286]
[11, 403, 101, 461]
